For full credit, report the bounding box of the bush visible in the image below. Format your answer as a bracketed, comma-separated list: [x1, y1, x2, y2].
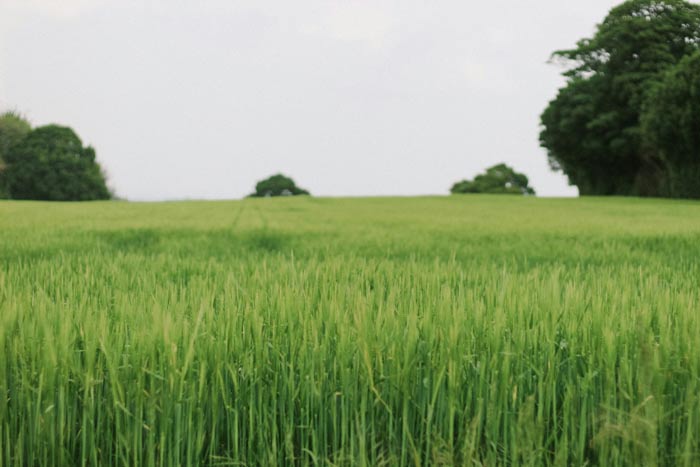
[249, 174, 310, 197]
[451, 164, 535, 195]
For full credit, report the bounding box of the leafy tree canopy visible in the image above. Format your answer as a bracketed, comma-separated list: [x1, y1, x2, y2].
[0, 112, 32, 198]
[451, 164, 535, 195]
[540, 0, 700, 196]
[4, 125, 111, 201]
[0, 112, 31, 159]
[642, 50, 700, 198]
[250, 174, 310, 197]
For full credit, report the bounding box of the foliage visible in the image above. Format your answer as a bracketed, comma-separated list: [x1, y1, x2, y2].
[540, 0, 700, 196]
[450, 163, 535, 195]
[0, 111, 32, 198]
[2, 196, 700, 465]
[3, 124, 110, 201]
[249, 173, 309, 197]
[642, 51, 700, 198]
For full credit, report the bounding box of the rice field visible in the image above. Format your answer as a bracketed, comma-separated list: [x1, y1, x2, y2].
[1, 196, 700, 466]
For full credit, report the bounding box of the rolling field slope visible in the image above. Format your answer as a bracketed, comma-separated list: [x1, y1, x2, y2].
[1, 196, 700, 466]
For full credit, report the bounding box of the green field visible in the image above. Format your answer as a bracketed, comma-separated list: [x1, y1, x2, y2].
[2, 196, 700, 466]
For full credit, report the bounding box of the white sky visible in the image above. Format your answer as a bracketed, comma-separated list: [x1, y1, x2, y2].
[0, 1, 622, 200]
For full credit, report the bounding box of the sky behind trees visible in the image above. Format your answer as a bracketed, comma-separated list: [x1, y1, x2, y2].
[0, 0, 621, 200]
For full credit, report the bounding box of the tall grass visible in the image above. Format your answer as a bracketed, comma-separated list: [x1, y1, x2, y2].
[1, 196, 700, 466]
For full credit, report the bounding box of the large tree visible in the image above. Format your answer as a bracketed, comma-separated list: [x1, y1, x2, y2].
[3, 125, 111, 201]
[642, 51, 700, 198]
[0, 112, 32, 198]
[540, 0, 700, 196]
[451, 163, 535, 195]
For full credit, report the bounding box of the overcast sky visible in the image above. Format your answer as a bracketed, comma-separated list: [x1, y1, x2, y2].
[0, 0, 622, 200]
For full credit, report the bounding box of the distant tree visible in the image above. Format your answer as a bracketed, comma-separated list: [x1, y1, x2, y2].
[451, 164, 535, 195]
[540, 0, 700, 196]
[0, 112, 32, 198]
[642, 51, 700, 198]
[250, 174, 310, 197]
[4, 125, 111, 201]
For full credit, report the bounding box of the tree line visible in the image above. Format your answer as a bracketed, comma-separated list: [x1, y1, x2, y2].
[541, 0, 700, 198]
[0, 110, 535, 200]
[4, 0, 700, 201]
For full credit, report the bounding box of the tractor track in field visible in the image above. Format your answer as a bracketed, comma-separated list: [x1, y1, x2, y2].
[250, 202, 270, 231]
[229, 201, 247, 232]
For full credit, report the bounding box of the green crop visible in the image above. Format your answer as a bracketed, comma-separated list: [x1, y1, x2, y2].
[1, 196, 699, 466]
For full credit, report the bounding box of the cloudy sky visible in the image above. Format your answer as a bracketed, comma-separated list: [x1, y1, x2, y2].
[0, 0, 621, 200]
